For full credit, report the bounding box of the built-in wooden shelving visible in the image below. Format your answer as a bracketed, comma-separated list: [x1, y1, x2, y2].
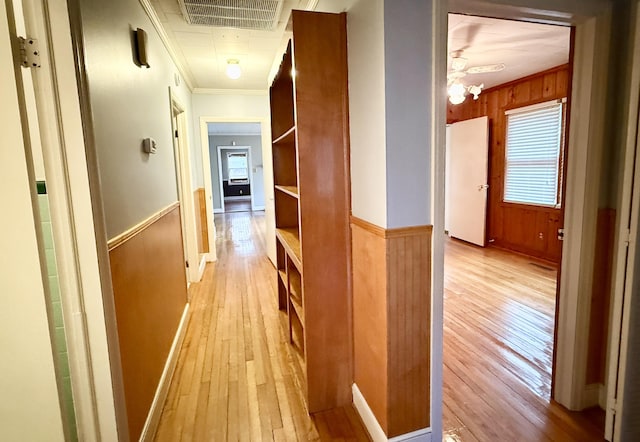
[273, 125, 296, 144]
[269, 10, 351, 413]
[274, 185, 299, 198]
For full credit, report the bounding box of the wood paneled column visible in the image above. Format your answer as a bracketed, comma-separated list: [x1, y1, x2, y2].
[351, 216, 432, 437]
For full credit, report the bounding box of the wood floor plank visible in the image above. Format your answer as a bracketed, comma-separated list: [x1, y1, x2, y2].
[443, 238, 605, 442]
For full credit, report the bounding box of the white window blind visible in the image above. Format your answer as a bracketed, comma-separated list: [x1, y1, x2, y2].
[228, 152, 248, 181]
[504, 100, 563, 207]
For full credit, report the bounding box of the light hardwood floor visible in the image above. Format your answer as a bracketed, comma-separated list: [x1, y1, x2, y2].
[154, 211, 369, 441]
[444, 238, 605, 442]
[154, 210, 605, 441]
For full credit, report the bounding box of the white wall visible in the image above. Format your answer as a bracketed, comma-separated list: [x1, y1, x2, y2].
[79, 0, 194, 238]
[347, 0, 388, 228]
[384, 0, 433, 228]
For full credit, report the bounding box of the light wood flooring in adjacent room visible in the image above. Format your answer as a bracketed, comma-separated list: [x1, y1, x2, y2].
[443, 238, 605, 442]
[154, 211, 369, 441]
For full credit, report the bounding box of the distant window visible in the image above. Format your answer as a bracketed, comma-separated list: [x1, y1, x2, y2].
[228, 152, 248, 183]
[504, 100, 565, 207]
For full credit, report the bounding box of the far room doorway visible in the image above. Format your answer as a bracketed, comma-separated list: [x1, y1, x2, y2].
[207, 122, 266, 214]
[442, 13, 607, 440]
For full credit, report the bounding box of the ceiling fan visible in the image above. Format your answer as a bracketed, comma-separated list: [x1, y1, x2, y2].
[447, 50, 505, 105]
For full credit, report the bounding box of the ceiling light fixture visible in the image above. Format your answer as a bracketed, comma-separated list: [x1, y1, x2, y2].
[447, 80, 484, 105]
[226, 59, 241, 80]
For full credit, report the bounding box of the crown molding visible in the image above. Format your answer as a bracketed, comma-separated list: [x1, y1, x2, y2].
[138, 0, 195, 92]
[193, 88, 268, 96]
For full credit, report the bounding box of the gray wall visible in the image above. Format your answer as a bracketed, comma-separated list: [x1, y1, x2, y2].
[79, 0, 194, 238]
[208, 135, 264, 211]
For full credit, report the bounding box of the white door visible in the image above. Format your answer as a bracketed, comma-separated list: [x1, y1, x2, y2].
[446, 116, 489, 247]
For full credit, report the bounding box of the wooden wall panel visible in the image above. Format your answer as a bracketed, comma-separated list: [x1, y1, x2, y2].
[108, 204, 188, 440]
[586, 208, 616, 384]
[351, 217, 431, 437]
[387, 228, 432, 437]
[448, 65, 569, 263]
[352, 221, 388, 432]
[193, 188, 209, 254]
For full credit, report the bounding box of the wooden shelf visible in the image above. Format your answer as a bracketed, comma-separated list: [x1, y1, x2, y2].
[288, 268, 302, 302]
[273, 125, 296, 144]
[278, 270, 287, 287]
[276, 228, 302, 270]
[289, 296, 304, 327]
[270, 10, 350, 413]
[275, 185, 299, 199]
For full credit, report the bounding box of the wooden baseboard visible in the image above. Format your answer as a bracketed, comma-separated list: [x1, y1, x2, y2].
[140, 304, 190, 442]
[352, 384, 432, 442]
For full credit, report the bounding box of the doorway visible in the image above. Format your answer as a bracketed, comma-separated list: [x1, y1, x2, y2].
[440, 12, 608, 440]
[217, 146, 254, 213]
[206, 122, 266, 215]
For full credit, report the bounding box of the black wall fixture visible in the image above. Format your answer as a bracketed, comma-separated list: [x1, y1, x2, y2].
[134, 28, 150, 68]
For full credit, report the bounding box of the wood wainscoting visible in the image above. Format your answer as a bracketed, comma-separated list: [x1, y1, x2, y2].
[447, 65, 570, 263]
[351, 216, 431, 438]
[108, 202, 188, 440]
[193, 188, 209, 254]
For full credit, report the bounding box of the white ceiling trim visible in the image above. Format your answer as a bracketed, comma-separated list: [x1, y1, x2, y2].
[139, 0, 195, 91]
[193, 88, 268, 95]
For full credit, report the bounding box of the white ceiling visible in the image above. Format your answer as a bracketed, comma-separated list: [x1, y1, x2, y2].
[448, 14, 571, 89]
[208, 122, 262, 135]
[147, 2, 571, 92]
[150, 0, 313, 90]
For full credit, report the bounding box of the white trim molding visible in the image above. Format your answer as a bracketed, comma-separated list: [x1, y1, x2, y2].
[554, 10, 612, 410]
[140, 304, 190, 442]
[198, 254, 207, 281]
[352, 384, 432, 442]
[193, 88, 268, 96]
[138, 0, 195, 91]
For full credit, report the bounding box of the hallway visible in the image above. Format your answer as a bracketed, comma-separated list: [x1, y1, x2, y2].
[154, 211, 369, 441]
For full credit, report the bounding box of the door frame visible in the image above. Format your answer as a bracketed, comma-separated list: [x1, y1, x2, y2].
[432, 0, 615, 437]
[170, 90, 200, 288]
[216, 145, 255, 213]
[15, 0, 124, 438]
[199, 116, 275, 264]
[604, 5, 640, 439]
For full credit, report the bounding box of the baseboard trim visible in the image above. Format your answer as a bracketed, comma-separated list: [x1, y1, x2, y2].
[583, 383, 603, 409]
[197, 254, 207, 281]
[140, 303, 190, 442]
[213, 208, 223, 214]
[224, 196, 251, 201]
[352, 384, 432, 442]
[252, 205, 265, 211]
[205, 252, 216, 263]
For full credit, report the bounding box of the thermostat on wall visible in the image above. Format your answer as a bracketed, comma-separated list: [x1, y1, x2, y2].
[143, 138, 157, 154]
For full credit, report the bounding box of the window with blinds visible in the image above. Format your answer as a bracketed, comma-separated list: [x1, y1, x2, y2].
[227, 152, 249, 183]
[504, 100, 564, 207]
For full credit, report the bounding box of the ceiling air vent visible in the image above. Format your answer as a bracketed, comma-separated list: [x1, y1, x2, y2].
[178, 0, 284, 31]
